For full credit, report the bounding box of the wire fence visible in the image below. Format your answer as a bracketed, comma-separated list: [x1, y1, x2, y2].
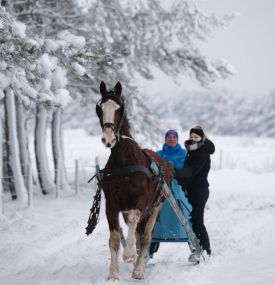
[211, 148, 275, 173]
[0, 158, 101, 217]
[1, 149, 274, 217]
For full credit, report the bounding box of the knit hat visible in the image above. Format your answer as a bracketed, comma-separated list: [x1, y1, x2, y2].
[165, 130, 179, 140]
[189, 128, 204, 138]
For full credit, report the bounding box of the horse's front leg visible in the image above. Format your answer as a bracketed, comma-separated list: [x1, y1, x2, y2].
[123, 209, 140, 263]
[132, 203, 162, 280]
[106, 208, 121, 280]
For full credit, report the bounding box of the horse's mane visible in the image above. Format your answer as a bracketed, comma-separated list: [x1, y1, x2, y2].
[120, 112, 132, 137]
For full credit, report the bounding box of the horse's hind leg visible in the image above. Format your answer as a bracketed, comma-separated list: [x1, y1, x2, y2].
[123, 209, 140, 263]
[106, 209, 121, 280]
[132, 204, 162, 280]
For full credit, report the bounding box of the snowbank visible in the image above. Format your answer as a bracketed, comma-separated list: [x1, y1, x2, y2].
[1, 130, 274, 285]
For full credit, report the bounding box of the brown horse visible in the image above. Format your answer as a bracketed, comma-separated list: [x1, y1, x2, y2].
[96, 81, 172, 280]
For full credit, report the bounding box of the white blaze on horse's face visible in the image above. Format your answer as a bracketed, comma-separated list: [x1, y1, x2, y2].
[101, 99, 120, 148]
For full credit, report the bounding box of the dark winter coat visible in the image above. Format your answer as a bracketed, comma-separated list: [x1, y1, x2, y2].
[175, 139, 215, 195]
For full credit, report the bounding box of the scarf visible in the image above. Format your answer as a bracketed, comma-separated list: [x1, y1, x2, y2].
[184, 139, 204, 152]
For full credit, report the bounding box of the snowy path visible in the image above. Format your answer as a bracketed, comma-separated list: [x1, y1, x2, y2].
[0, 170, 275, 285]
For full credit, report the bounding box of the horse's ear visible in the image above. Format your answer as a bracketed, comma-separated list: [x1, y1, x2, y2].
[100, 81, 107, 97]
[114, 81, 122, 96]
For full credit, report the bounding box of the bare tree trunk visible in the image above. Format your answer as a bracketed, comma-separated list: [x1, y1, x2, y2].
[0, 118, 3, 216]
[3, 103, 16, 199]
[52, 108, 70, 190]
[35, 104, 55, 194]
[1, 1, 7, 8]
[4, 88, 27, 202]
[15, 96, 30, 187]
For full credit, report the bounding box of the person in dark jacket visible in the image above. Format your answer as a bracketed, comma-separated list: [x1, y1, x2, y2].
[176, 126, 215, 261]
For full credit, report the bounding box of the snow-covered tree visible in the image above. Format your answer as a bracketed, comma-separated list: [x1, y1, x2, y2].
[0, 7, 43, 200]
[49, 59, 71, 190]
[1, 0, 236, 199]
[4, 0, 234, 146]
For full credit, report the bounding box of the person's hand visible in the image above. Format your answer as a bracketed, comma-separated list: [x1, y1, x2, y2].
[164, 161, 174, 183]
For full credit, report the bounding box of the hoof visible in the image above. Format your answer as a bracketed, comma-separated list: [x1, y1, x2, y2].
[107, 275, 119, 281]
[132, 270, 144, 280]
[123, 254, 137, 263]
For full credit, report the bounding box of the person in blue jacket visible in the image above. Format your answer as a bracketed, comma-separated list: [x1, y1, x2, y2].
[156, 130, 186, 170]
[149, 129, 189, 258]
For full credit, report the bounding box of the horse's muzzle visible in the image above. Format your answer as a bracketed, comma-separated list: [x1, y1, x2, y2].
[102, 128, 117, 148]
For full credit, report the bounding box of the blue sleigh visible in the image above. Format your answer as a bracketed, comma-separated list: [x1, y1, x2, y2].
[152, 179, 192, 242]
[150, 163, 201, 254]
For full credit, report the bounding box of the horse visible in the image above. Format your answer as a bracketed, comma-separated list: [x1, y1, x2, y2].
[95, 81, 173, 280]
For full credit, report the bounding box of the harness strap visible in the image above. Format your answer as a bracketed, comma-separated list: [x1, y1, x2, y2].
[138, 178, 164, 228]
[102, 164, 154, 180]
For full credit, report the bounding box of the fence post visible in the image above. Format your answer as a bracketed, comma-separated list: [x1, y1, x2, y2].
[0, 120, 3, 217]
[95, 156, 99, 171]
[75, 160, 79, 195]
[0, 177, 3, 217]
[56, 157, 60, 199]
[27, 164, 33, 208]
[219, 149, 223, 170]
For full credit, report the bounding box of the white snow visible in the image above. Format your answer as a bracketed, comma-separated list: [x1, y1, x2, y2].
[38, 54, 57, 77]
[57, 30, 86, 49]
[52, 67, 68, 89]
[55, 89, 71, 107]
[0, 130, 275, 285]
[44, 39, 61, 53]
[72, 62, 86, 76]
[11, 21, 26, 38]
[0, 72, 10, 89]
[0, 61, 7, 71]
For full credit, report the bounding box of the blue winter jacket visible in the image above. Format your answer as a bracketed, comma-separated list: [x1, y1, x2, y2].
[151, 144, 191, 242]
[157, 143, 187, 170]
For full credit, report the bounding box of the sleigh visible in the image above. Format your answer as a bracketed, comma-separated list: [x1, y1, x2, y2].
[147, 163, 201, 254]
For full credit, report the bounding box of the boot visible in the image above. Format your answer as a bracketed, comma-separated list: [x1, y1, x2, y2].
[188, 251, 201, 264]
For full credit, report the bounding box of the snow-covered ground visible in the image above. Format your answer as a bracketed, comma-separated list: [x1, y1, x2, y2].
[1, 129, 275, 285]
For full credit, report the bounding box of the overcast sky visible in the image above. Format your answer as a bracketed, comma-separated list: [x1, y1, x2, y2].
[138, 0, 275, 97]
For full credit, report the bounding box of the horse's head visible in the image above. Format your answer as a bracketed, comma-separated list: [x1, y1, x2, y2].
[96, 81, 124, 148]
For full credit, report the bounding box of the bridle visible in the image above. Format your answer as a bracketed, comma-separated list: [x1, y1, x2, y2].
[96, 91, 125, 140]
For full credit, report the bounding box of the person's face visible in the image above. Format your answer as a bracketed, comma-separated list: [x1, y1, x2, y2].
[189, 133, 202, 142]
[166, 134, 178, 147]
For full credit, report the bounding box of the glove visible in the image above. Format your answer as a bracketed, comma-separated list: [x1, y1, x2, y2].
[175, 168, 192, 178]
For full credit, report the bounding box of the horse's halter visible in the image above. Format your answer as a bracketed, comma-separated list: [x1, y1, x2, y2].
[96, 91, 125, 148]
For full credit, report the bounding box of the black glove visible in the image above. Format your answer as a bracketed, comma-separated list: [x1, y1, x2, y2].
[175, 168, 192, 178]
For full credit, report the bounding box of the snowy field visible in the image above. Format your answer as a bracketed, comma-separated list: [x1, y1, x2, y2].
[1, 129, 275, 285]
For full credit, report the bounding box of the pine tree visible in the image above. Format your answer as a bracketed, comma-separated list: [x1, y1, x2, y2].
[0, 7, 43, 199]
[4, 0, 234, 144]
